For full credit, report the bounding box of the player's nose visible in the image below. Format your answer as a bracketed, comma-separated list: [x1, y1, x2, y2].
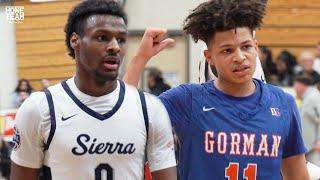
[106, 38, 121, 54]
[233, 48, 246, 62]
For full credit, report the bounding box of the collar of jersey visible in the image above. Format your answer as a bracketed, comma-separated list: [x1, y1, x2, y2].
[204, 79, 271, 119]
[61, 80, 125, 121]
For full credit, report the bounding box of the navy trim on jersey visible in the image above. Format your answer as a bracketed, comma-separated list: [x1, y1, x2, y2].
[138, 90, 149, 137]
[61, 80, 125, 121]
[43, 89, 56, 151]
[40, 165, 52, 180]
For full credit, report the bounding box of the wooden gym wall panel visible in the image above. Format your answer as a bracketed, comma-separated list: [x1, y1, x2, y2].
[264, 8, 320, 27]
[257, 0, 320, 61]
[14, 1, 77, 16]
[257, 27, 319, 46]
[17, 41, 67, 56]
[18, 65, 76, 81]
[17, 28, 64, 43]
[18, 54, 74, 68]
[268, 0, 320, 8]
[15, 0, 79, 90]
[16, 15, 67, 30]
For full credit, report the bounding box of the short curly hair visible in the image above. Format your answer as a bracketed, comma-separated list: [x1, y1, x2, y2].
[183, 0, 267, 44]
[64, 0, 128, 59]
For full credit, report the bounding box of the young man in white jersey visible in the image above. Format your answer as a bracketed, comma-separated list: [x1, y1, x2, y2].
[10, 1, 176, 179]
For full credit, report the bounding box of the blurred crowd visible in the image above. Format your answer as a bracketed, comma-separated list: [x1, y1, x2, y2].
[259, 43, 320, 87]
[0, 78, 50, 179]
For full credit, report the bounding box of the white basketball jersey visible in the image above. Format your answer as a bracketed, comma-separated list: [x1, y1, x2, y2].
[42, 80, 149, 180]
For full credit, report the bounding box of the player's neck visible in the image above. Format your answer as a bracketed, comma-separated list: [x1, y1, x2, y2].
[74, 74, 117, 97]
[215, 79, 255, 97]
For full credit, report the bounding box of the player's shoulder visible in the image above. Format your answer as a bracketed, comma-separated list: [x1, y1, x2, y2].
[261, 81, 295, 104]
[21, 81, 64, 117]
[122, 81, 162, 106]
[122, 81, 139, 93]
[22, 91, 47, 109]
[122, 81, 167, 114]
[161, 82, 205, 98]
[15, 91, 48, 123]
[46, 80, 66, 94]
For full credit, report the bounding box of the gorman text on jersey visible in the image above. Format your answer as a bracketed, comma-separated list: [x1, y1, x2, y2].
[204, 131, 282, 157]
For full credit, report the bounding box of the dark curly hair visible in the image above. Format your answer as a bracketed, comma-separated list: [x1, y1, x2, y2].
[183, 0, 267, 44]
[64, 0, 128, 59]
[14, 79, 34, 94]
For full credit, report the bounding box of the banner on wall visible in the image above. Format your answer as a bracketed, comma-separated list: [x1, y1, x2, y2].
[0, 109, 17, 142]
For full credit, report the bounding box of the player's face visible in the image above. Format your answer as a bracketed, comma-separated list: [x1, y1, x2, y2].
[72, 15, 127, 82]
[293, 81, 307, 99]
[204, 27, 258, 84]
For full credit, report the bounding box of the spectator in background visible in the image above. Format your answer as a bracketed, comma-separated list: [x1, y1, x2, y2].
[259, 45, 278, 84]
[293, 75, 320, 166]
[297, 51, 320, 85]
[40, 78, 50, 91]
[0, 137, 11, 179]
[276, 50, 299, 86]
[11, 79, 34, 108]
[147, 67, 171, 96]
[313, 42, 320, 74]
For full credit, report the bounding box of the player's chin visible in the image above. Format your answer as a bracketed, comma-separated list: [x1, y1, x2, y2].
[231, 74, 253, 84]
[96, 71, 119, 82]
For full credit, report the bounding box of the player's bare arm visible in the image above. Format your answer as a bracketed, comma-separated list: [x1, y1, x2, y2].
[281, 154, 310, 180]
[151, 167, 177, 180]
[123, 28, 174, 87]
[11, 162, 39, 180]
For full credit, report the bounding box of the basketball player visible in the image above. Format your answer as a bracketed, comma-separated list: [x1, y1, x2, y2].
[10, 1, 177, 179]
[123, 0, 310, 179]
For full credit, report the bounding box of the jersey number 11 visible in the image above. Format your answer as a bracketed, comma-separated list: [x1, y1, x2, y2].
[225, 162, 257, 180]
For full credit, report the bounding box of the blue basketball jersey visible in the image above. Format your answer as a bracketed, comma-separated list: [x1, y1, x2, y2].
[159, 79, 307, 180]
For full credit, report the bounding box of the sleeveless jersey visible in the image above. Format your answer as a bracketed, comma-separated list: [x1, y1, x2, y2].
[11, 78, 176, 180]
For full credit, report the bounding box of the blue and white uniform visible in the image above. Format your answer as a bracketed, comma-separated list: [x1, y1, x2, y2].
[160, 79, 306, 179]
[11, 77, 176, 180]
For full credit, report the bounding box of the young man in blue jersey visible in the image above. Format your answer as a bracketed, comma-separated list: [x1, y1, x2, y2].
[124, 0, 310, 179]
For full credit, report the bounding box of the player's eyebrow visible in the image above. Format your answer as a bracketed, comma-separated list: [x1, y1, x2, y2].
[94, 29, 128, 36]
[218, 43, 233, 48]
[240, 40, 252, 45]
[219, 40, 252, 48]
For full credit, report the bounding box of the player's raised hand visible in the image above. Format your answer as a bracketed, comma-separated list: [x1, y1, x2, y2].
[135, 28, 175, 63]
[123, 28, 175, 87]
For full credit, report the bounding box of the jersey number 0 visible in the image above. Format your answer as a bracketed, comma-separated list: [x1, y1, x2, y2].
[95, 163, 113, 180]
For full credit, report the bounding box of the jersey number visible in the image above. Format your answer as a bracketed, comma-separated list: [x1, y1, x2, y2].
[225, 162, 257, 180]
[95, 163, 114, 180]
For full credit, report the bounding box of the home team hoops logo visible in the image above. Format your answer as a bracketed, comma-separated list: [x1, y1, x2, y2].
[5, 6, 24, 24]
[12, 125, 21, 150]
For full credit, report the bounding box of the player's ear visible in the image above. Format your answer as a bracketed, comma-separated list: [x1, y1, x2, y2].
[70, 32, 80, 50]
[204, 49, 215, 66]
[254, 39, 259, 57]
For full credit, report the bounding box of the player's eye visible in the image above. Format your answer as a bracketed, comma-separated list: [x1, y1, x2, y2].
[97, 35, 108, 42]
[242, 45, 252, 50]
[117, 37, 126, 45]
[222, 48, 233, 54]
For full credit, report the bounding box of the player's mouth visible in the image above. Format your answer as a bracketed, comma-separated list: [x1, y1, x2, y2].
[102, 56, 120, 71]
[232, 65, 250, 77]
